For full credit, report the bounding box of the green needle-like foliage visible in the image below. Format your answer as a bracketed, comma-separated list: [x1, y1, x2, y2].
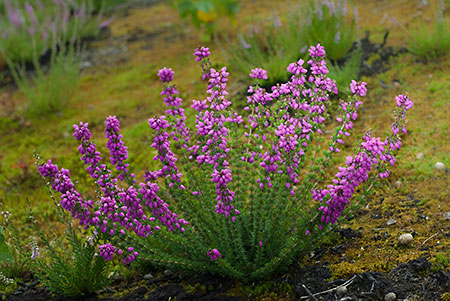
[407, 17, 450, 61]
[29, 198, 111, 297]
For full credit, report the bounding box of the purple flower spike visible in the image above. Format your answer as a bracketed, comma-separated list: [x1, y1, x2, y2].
[350, 80, 367, 97]
[158, 67, 174, 83]
[193, 46, 210, 61]
[395, 94, 413, 110]
[73, 122, 92, 141]
[250, 68, 268, 80]
[308, 43, 326, 58]
[105, 116, 134, 182]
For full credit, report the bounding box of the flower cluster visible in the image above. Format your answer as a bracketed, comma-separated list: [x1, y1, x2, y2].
[99, 243, 116, 261]
[395, 94, 413, 110]
[189, 50, 242, 220]
[242, 44, 338, 195]
[207, 248, 221, 261]
[315, 94, 413, 226]
[157, 67, 174, 83]
[39, 116, 188, 264]
[30, 236, 40, 259]
[250, 68, 268, 80]
[38, 160, 94, 227]
[193, 46, 211, 61]
[118, 247, 139, 265]
[350, 80, 367, 97]
[105, 116, 135, 183]
[0, 272, 14, 285]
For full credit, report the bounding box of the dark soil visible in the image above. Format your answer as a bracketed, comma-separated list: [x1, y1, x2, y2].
[355, 31, 407, 78]
[3, 253, 448, 301]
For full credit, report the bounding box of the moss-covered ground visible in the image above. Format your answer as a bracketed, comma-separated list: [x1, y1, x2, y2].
[0, 0, 448, 299]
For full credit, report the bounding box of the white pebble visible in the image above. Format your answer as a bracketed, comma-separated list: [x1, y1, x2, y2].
[394, 181, 402, 189]
[387, 218, 397, 226]
[444, 212, 450, 220]
[435, 162, 446, 170]
[416, 152, 424, 159]
[336, 286, 347, 296]
[398, 233, 413, 245]
[385, 292, 397, 301]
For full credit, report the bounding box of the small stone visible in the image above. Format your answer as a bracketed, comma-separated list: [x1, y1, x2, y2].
[416, 152, 424, 159]
[393, 81, 401, 88]
[143, 273, 153, 280]
[385, 292, 397, 301]
[336, 286, 347, 296]
[387, 218, 397, 226]
[163, 269, 173, 277]
[435, 162, 446, 170]
[444, 212, 450, 220]
[394, 180, 402, 189]
[398, 233, 413, 245]
[80, 61, 92, 69]
[339, 297, 353, 301]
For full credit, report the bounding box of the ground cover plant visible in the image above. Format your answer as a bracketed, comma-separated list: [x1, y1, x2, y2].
[406, 4, 450, 61]
[34, 44, 413, 284]
[0, 0, 103, 63]
[0, 0, 109, 115]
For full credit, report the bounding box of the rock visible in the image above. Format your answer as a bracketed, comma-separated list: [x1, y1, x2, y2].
[435, 162, 446, 170]
[394, 180, 402, 189]
[336, 286, 347, 296]
[144, 273, 153, 280]
[80, 61, 92, 69]
[385, 292, 397, 301]
[416, 152, 424, 159]
[163, 269, 173, 277]
[444, 212, 450, 220]
[387, 218, 397, 226]
[398, 233, 413, 245]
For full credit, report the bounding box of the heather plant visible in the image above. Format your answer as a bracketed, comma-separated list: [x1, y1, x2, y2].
[25, 190, 111, 297]
[10, 43, 81, 115]
[0, 0, 103, 63]
[0, 211, 33, 287]
[0, 199, 111, 296]
[37, 44, 413, 280]
[327, 47, 362, 96]
[406, 2, 450, 60]
[221, 0, 357, 87]
[302, 0, 357, 62]
[221, 18, 304, 87]
[1, 1, 85, 115]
